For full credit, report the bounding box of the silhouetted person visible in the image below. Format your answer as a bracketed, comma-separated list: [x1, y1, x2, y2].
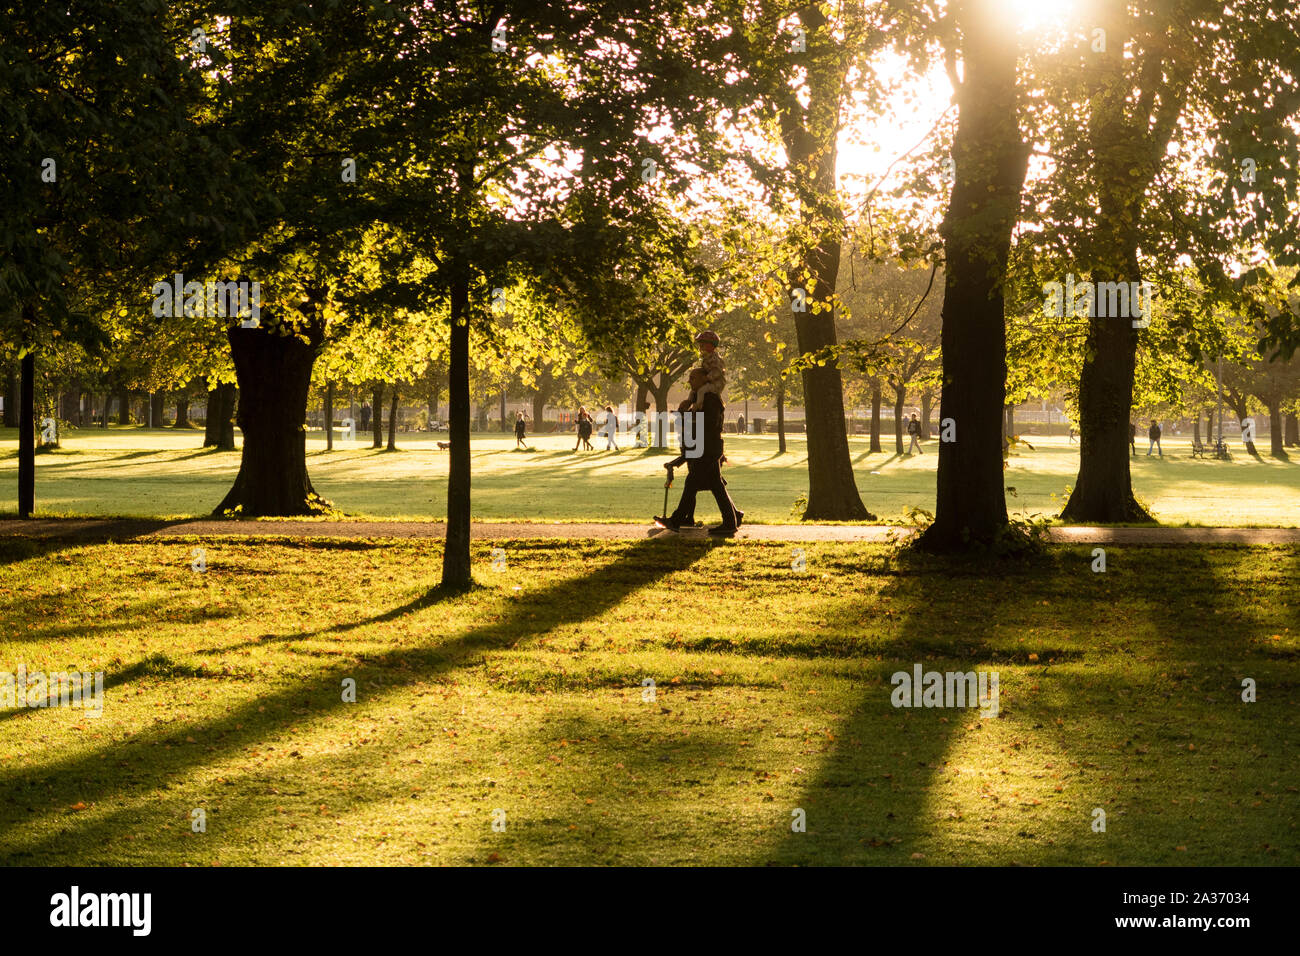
[655, 367, 743, 536]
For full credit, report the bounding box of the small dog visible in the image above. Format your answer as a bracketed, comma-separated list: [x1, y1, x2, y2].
[436, 441, 451, 450]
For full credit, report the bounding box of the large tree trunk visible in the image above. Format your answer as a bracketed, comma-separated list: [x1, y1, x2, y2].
[441, 273, 473, 589]
[650, 381, 672, 418]
[649, 380, 672, 448]
[1267, 403, 1287, 459]
[100, 391, 111, 429]
[61, 388, 80, 427]
[204, 388, 220, 445]
[776, 378, 787, 455]
[205, 383, 236, 449]
[1060, 278, 1150, 520]
[204, 387, 224, 446]
[780, 4, 869, 521]
[533, 389, 548, 428]
[371, 385, 384, 448]
[921, 389, 933, 439]
[632, 382, 647, 430]
[213, 321, 328, 516]
[324, 381, 334, 450]
[869, 382, 882, 453]
[387, 388, 399, 450]
[1227, 396, 1259, 458]
[792, 287, 869, 519]
[893, 384, 906, 454]
[1192, 414, 1201, 446]
[1060, 4, 1169, 524]
[149, 391, 166, 428]
[175, 394, 192, 428]
[1285, 412, 1299, 447]
[18, 348, 35, 518]
[919, 0, 1028, 550]
[117, 389, 131, 425]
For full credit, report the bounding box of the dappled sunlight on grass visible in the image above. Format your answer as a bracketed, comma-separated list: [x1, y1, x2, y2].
[0, 537, 1295, 864]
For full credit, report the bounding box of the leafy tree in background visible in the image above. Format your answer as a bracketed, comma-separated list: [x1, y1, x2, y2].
[331, 1, 750, 587]
[1033, 0, 1300, 520]
[727, 1, 897, 520]
[0, 0, 242, 516]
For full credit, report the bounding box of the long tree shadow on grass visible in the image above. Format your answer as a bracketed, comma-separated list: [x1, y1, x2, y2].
[484, 544, 1033, 866]
[0, 536, 716, 863]
[748, 544, 1300, 866]
[744, 547, 1023, 865]
[1116, 543, 1300, 864]
[0, 521, 182, 567]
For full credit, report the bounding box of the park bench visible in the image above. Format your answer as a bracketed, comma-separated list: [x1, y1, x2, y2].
[1192, 438, 1231, 460]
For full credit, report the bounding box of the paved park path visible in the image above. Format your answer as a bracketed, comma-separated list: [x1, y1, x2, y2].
[2, 518, 1298, 545]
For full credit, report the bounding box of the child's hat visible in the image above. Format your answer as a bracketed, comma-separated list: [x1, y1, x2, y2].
[694, 330, 720, 346]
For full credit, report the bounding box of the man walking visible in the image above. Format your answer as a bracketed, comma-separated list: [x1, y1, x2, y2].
[907, 413, 923, 455]
[655, 367, 743, 537]
[1147, 420, 1162, 457]
[514, 411, 528, 448]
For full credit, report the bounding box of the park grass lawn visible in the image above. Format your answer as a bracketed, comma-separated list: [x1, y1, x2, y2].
[1, 426, 1298, 526]
[0, 534, 1295, 865]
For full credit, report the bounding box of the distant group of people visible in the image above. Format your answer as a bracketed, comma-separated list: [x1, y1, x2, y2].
[571, 406, 620, 451]
[509, 330, 744, 534]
